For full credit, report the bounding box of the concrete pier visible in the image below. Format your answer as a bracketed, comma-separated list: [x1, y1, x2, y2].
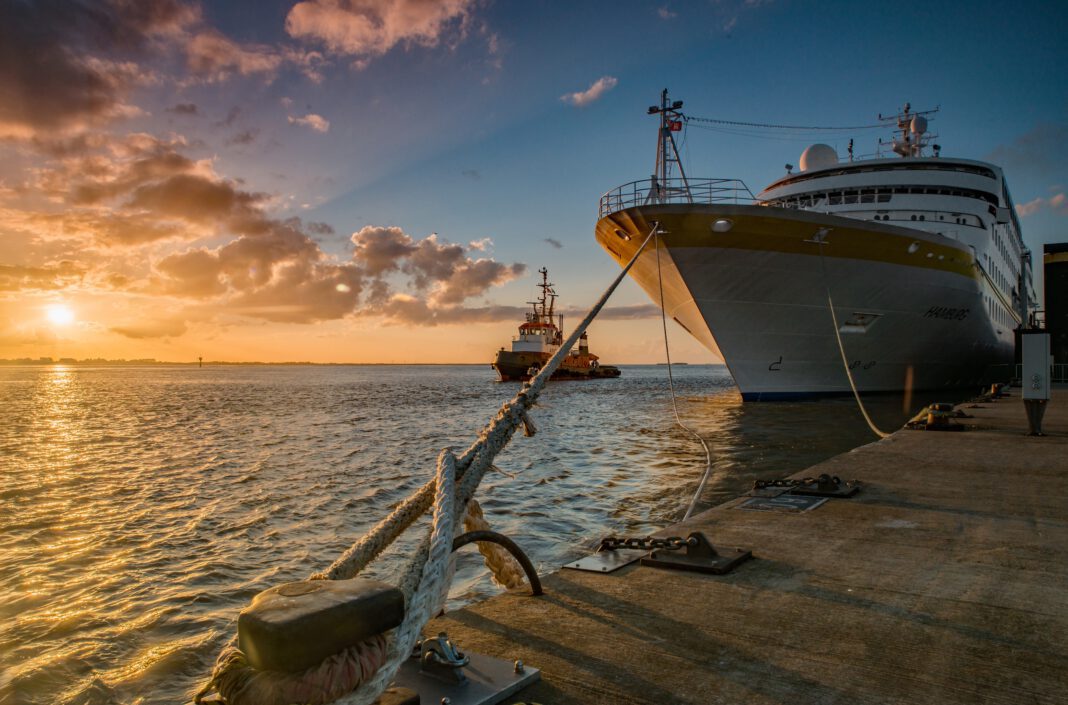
[427, 389, 1068, 704]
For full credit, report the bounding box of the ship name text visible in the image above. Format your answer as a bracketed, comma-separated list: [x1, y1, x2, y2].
[923, 306, 969, 321]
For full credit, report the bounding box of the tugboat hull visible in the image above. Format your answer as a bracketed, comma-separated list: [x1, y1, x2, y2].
[492, 350, 620, 382]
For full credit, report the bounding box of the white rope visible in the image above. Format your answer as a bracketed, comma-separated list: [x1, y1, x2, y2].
[653, 233, 715, 520]
[335, 449, 459, 705]
[814, 240, 891, 439]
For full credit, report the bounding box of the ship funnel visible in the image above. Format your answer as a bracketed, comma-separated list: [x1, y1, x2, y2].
[579, 331, 589, 355]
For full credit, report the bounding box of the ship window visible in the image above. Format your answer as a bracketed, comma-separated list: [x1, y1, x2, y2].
[911, 214, 917, 220]
[844, 195, 858, 204]
[861, 194, 874, 203]
[829, 195, 842, 205]
[919, 215, 926, 220]
[877, 194, 891, 202]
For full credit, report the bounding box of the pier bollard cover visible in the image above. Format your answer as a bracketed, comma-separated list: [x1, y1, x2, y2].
[238, 578, 404, 672]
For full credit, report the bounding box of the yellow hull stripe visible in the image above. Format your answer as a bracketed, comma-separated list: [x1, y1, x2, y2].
[595, 204, 979, 279]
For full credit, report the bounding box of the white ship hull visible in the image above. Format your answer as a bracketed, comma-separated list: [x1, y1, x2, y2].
[597, 205, 1014, 400]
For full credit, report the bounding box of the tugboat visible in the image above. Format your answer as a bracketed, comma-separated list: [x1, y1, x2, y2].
[492, 268, 621, 382]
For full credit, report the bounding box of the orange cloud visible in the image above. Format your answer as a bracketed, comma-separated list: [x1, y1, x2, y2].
[186, 30, 284, 82]
[287, 113, 331, 133]
[285, 0, 478, 60]
[1016, 191, 1068, 217]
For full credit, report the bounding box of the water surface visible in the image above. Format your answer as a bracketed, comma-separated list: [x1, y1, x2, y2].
[0, 364, 935, 704]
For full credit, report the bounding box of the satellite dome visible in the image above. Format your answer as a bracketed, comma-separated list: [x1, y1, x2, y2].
[910, 115, 928, 134]
[799, 143, 838, 172]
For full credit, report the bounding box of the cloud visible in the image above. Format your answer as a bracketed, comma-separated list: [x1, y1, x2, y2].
[288, 113, 331, 133]
[285, 0, 478, 62]
[467, 238, 492, 251]
[658, 7, 677, 19]
[987, 123, 1068, 178]
[185, 30, 284, 82]
[146, 224, 524, 325]
[569, 304, 661, 320]
[560, 76, 618, 107]
[544, 237, 562, 249]
[166, 103, 199, 115]
[0, 262, 86, 292]
[227, 128, 260, 146]
[0, 0, 198, 139]
[111, 319, 188, 339]
[12, 132, 275, 247]
[1016, 191, 1068, 217]
[349, 226, 524, 309]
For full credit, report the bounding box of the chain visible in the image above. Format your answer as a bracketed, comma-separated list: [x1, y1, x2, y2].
[752, 475, 846, 490]
[598, 536, 692, 552]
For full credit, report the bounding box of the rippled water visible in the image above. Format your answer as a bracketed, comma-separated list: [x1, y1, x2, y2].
[0, 364, 936, 704]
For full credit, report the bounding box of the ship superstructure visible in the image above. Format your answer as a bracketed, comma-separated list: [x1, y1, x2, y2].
[596, 92, 1034, 399]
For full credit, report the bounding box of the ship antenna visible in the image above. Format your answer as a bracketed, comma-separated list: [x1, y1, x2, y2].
[647, 89, 691, 203]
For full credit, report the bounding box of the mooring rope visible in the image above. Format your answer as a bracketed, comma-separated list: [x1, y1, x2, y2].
[653, 233, 715, 520]
[813, 238, 891, 439]
[195, 222, 659, 705]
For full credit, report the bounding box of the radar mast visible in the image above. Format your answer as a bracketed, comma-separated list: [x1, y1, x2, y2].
[878, 103, 940, 158]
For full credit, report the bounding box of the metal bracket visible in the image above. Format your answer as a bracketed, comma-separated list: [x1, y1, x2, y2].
[788, 473, 860, 498]
[419, 633, 470, 685]
[562, 548, 647, 573]
[639, 532, 751, 575]
[394, 632, 540, 705]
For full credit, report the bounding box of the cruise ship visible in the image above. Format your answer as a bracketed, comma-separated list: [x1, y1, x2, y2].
[595, 92, 1035, 400]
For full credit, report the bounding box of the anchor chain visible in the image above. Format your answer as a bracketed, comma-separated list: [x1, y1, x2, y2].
[598, 535, 694, 552]
[752, 474, 853, 490]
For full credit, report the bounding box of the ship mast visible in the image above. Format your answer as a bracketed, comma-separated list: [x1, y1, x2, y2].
[878, 102, 940, 158]
[647, 89, 691, 202]
[527, 267, 558, 324]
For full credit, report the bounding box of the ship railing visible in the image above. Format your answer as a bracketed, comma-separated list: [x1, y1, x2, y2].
[599, 177, 757, 218]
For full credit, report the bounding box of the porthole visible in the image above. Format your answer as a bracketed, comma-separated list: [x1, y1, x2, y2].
[907, 242, 920, 254]
[926, 252, 934, 258]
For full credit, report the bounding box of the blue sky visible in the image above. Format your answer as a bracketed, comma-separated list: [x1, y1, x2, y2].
[1, 0, 1066, 362]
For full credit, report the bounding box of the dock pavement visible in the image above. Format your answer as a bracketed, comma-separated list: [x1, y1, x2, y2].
[426, 388, 1068, 704]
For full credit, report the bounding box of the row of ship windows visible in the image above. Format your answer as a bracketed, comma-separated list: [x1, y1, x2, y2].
[776, 163, 997, 189]
[987, 295, 1014, 330]
[870, 213, 981, 227]
[767, 185, 999, 209]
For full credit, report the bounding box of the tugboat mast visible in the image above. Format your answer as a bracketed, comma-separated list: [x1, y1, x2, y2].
[527, 267, 557, 324]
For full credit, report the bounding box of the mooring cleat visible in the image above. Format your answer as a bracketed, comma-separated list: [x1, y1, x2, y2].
[789, 473, 860, 498]
[419, 633, 470, 685]
[639, 532, 752, 575]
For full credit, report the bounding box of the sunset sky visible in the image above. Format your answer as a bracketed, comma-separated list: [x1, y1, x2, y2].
[2, 0, 1066, 363]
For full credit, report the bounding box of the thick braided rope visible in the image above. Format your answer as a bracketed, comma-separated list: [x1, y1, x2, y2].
[463, 500, 526, 589]
[332, 449, 459, 705]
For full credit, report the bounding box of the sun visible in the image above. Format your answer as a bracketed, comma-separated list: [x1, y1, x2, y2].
[46, 304, 75, 326]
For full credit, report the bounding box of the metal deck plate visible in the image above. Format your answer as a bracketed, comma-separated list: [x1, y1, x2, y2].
[640, 546, 752, 575]
[789, 484, 860, 498]
[562, 548, 648, 573]
[394, 651, 540, 705]
[737, 495, 828, 513]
